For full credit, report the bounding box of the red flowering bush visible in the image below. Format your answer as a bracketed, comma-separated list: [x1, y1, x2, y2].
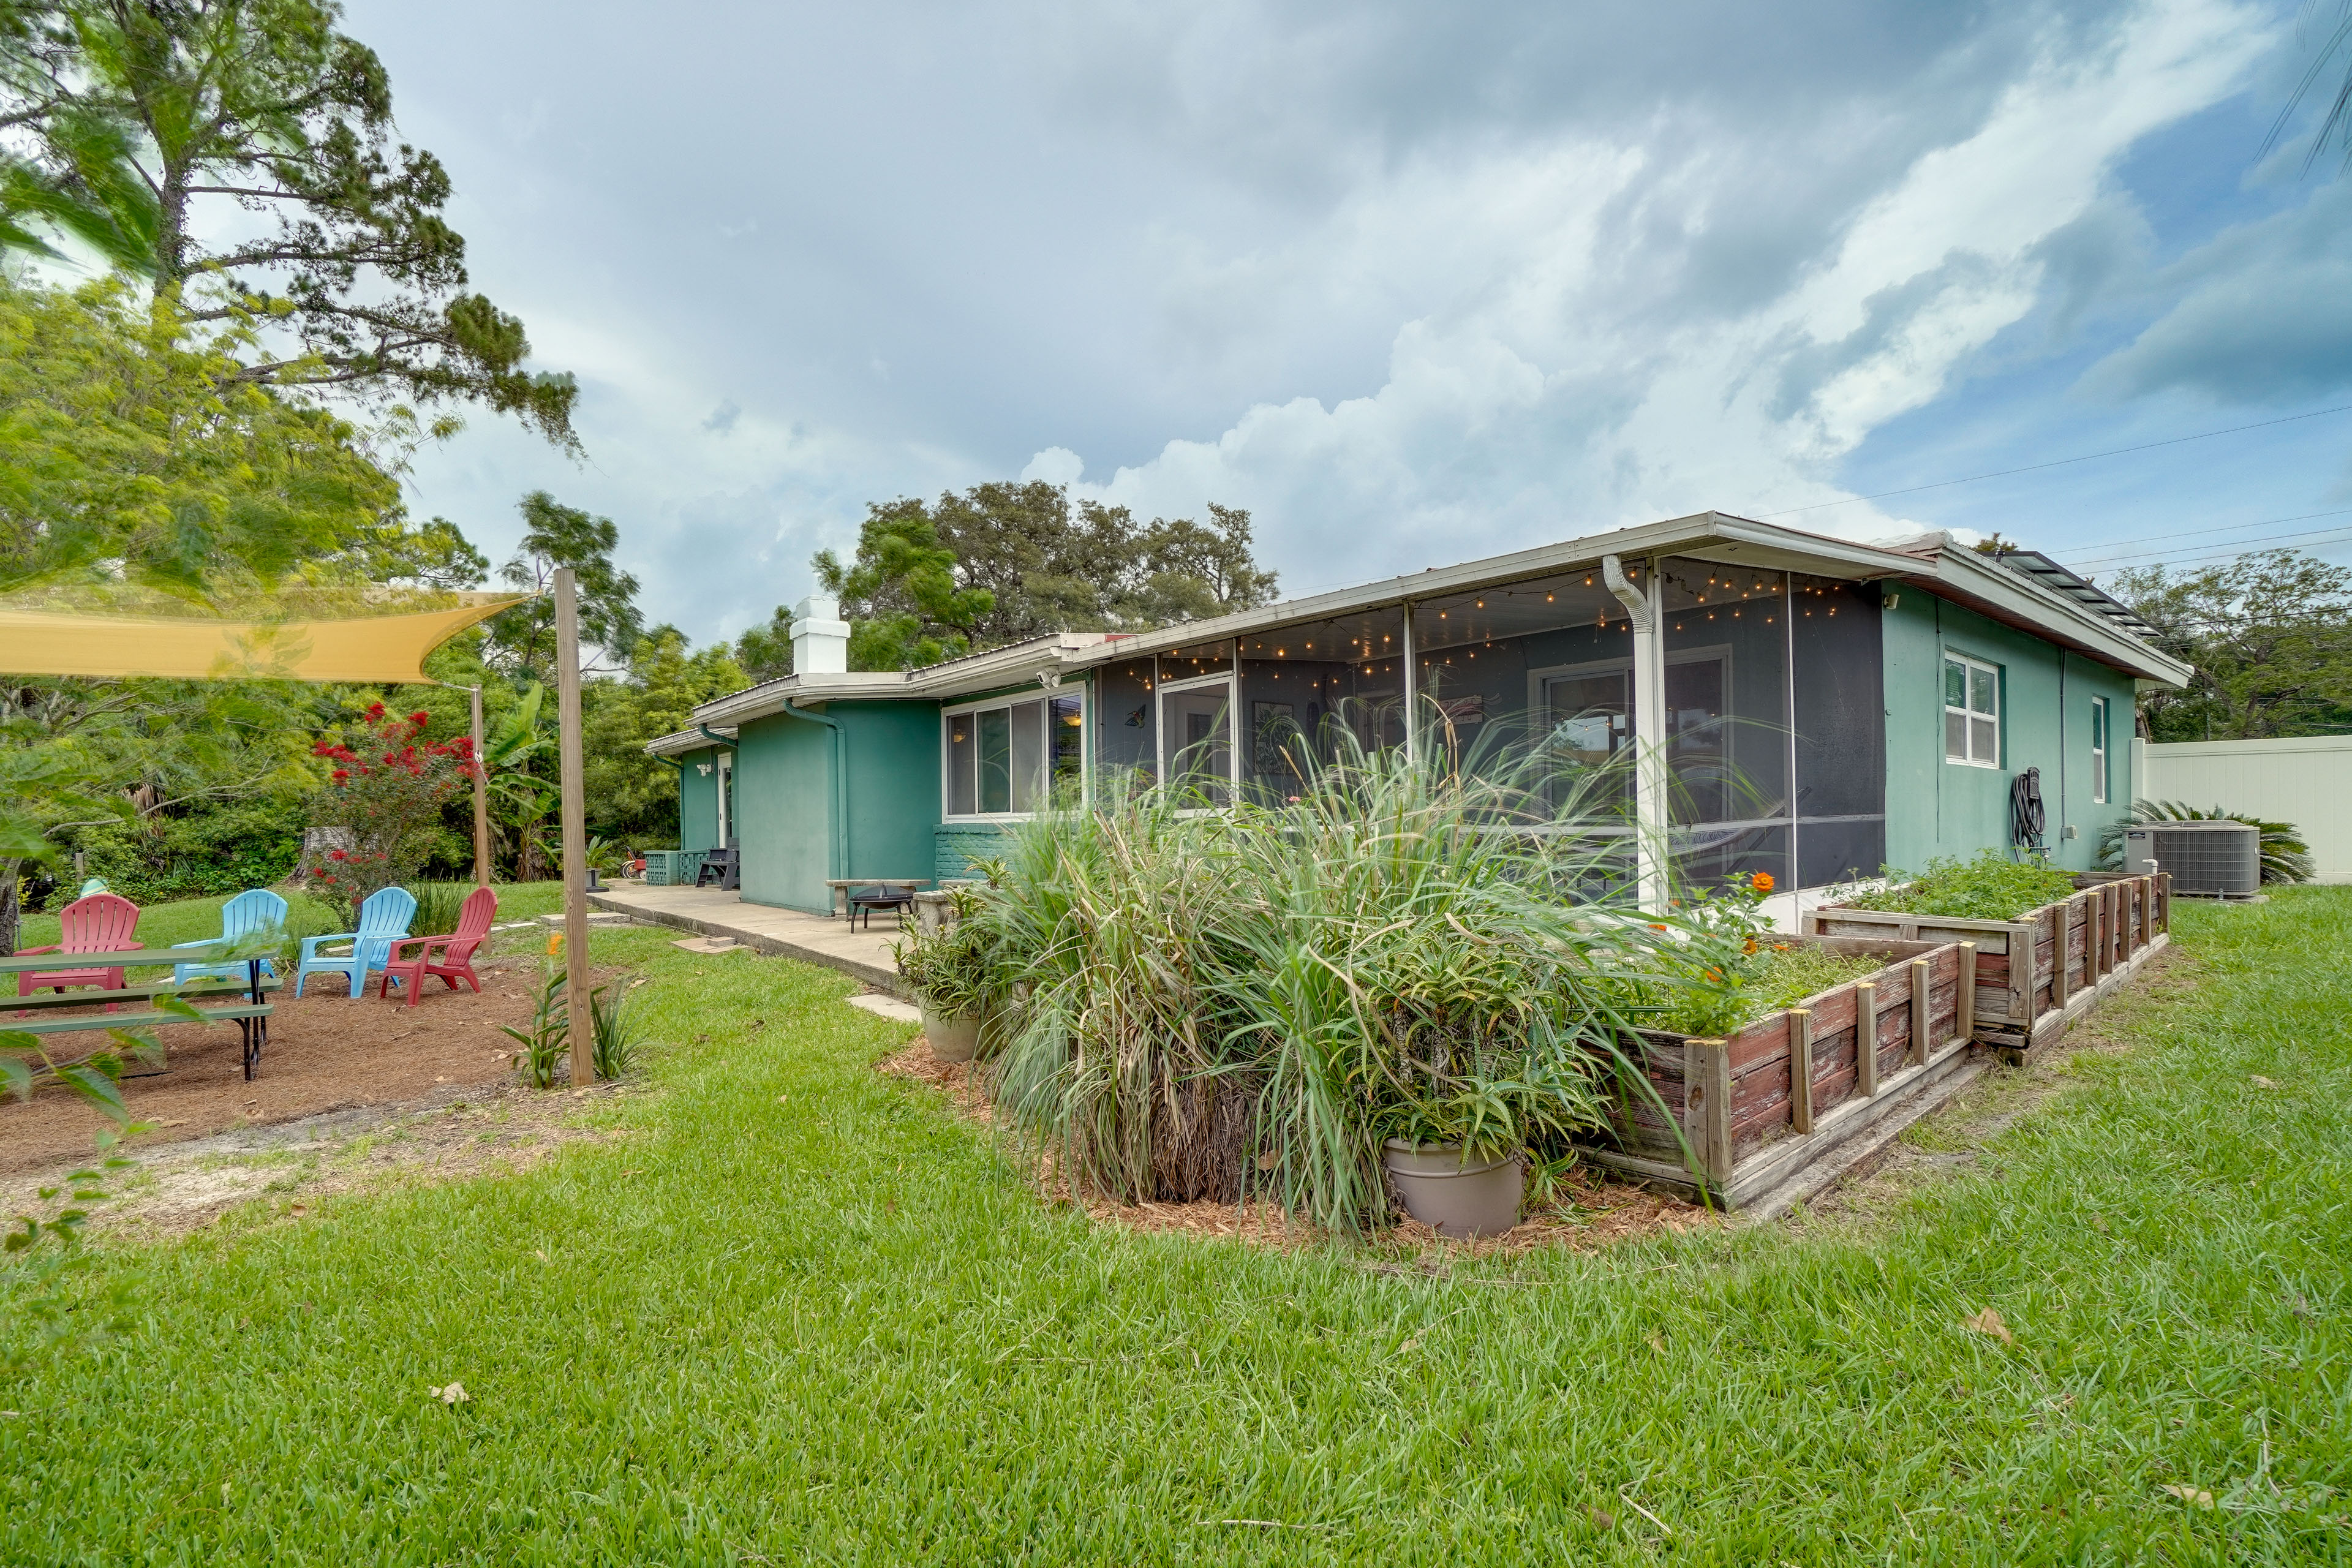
[307, 707, 478, 916]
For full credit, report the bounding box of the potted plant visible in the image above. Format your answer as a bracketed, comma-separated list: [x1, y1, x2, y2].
[1374, 1042, 1607, 1238]
[894, 899, 1000, 1063]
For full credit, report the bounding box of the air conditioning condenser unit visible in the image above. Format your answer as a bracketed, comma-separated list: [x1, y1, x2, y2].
[2122, 821, 2260, 897]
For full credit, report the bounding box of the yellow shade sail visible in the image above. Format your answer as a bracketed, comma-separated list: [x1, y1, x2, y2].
[0, 594, 526, 683]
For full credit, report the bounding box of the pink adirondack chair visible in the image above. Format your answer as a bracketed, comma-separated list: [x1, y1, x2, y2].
[377, 886, 497, 1007]
[17, 892, 141, 1010]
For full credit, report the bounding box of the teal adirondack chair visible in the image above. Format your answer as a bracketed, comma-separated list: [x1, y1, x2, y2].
[172, 888, 288, 985]
[295, 887, 417, 998]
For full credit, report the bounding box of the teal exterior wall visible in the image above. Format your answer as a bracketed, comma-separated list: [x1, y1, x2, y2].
[676, 745, 724, 852]
[731, 700, 943, 914]
[1883, 589, 2137, 874]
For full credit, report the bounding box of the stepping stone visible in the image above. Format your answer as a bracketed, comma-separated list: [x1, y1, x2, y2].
[671, 936, 745, 955]
[537, 911, 632, 928]
[846, 992, 920, 1023]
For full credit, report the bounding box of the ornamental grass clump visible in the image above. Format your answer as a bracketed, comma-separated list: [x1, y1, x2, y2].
[971, 718, 1676, 1232]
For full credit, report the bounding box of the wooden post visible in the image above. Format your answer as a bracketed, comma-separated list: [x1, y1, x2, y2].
[2056, 894, 2078, 1006]
[1787, 1009, 1814, 1134]
[469, 684, 492, 890]
[554, 569, 594, 1088]
[2008, 922, 2036, 1031]
[1684, 1039, 1733, 1191]
[1854, 979, 1879, 1098]
[1909, 958, 1931, 1066]
[1958, 941, 1978, 1044]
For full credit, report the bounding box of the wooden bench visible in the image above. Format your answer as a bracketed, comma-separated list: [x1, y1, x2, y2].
[2, 949, 279, 1080]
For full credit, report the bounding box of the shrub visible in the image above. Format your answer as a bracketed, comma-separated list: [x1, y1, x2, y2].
[1838, 850, 2080, 922]
[70, 801, 304, 903]
[971, 719, 1673, 1232]
[307, 704, 477, 918]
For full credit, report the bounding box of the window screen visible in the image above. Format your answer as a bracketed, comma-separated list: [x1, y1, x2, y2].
[1943, 654, 2000, 767]
[946, 692, 1080, 816]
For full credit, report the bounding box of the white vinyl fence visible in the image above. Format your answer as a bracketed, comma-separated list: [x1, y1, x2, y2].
[2136, 734, 2352, 883]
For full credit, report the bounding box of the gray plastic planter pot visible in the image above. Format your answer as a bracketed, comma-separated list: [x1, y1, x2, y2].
[921, 1008, 982, 1062]
[1381, 1139, 1525, 1237]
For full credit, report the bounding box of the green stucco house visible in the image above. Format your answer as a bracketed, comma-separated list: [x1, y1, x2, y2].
[647, 512, 2190, 925]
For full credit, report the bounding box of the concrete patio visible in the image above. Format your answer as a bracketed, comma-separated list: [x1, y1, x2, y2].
[586, 883, 909, 994]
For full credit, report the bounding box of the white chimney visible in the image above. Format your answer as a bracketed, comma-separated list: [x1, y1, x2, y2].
[790, 594, 850, 675]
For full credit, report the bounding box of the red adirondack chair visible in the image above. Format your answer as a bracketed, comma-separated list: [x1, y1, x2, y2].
[17, 892, 141, 1010]
[377, 886, 497, 1007]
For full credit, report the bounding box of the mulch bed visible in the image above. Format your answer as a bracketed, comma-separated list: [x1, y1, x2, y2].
[876, 1036, 1717, 1254]
[1, 958, 613, 1177]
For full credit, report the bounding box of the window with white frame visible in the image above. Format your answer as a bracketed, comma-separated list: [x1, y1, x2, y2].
[944, 692, 1084, 818]
[2090, 695, 2110, 804]
[1943, 654, 2000, 767]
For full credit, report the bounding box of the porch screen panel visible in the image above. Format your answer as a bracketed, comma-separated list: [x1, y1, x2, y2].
[1412, 570, 1635, 808]
[1790, 574, 1885, 887]
[1093, 661, 1156, 787]
[1159, 682, 1235, 807]
[1659, 557, 1790, 891]
[1235, 606, 1406, 798]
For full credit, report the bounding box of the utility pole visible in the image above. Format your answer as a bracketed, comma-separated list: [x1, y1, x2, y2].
[470, 684, 492, 889]
[554, 569, 594, 1087]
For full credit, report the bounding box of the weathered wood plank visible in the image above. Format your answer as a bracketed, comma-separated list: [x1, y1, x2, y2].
[1909, 958, 1931, 1066]
[1958, 940, 1978, 1042]
[1788, 1007, 1813, 1134]
[1854, 979, 1878, 1098]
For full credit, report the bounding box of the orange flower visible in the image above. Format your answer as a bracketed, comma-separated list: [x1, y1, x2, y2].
[1750, 871, 1775, 895]
[546, 932, 564, 957]
[1743, 937, 1758, 954]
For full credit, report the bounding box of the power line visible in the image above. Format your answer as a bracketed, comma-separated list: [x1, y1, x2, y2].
[1762, 402, 2352, 516]
[2067, 526, 2352, 576]
[2045, 506, 2352, 562]
[2062, 512, 2352, 569]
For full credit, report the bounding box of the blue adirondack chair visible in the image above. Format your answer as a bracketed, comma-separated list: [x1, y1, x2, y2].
[171, 888, 289, 985]
[294, 886, 417, 998]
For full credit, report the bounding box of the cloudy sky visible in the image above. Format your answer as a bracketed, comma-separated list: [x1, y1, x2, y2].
[341, 0, 2352, 642]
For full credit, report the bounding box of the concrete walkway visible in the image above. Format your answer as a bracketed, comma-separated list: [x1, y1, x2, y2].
[586, 883, 908, 994]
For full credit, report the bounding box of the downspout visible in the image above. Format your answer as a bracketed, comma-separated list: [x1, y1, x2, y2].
[774, 699, 850, 884]
[1602, 554, 1667, 913]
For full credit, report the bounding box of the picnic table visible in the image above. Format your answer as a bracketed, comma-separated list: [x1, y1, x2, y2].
[1, 944, 278, 1081]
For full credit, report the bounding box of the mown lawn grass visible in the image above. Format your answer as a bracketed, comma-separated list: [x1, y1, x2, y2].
[2, 889, 2347, 1564]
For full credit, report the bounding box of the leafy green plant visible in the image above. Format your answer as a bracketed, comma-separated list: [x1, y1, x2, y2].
[589, 978, 646, 1081]
[1837, 851, 2080, 922]
[1, 1011, 176, 1374]
[894, 889, 1001, 1022]
[407, 881, 474, 938]
[2098, 801, 2314, 884]
[497, 961, 571, 1088]
[1645, 943, 1888, 1036]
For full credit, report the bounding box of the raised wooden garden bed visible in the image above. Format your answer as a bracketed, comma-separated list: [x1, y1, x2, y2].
[1581, 933, 1981, 1217]
[1803, 872, 2170, 1061]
